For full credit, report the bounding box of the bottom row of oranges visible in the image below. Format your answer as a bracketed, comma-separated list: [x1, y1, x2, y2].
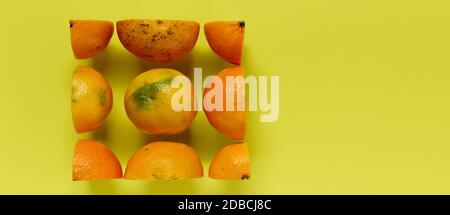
[72, 140, 251, 181]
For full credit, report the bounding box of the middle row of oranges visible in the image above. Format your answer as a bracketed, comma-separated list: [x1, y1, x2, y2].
[71, 65, 245, 139]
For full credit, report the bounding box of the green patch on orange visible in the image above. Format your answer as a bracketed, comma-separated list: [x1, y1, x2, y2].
[99, 90, 106, 106]
[132, 77, 174, 108]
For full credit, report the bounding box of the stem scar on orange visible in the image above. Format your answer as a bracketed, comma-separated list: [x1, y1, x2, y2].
[209, 142, 251, 180]
[70, 20, 114, 59]
[71, 66, 113, 133]
[204, 20, 245, 65]
[124, 141, 203, 180]
[72, 140, 123, 181]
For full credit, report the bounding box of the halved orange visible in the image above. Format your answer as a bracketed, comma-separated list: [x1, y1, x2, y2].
[125, 141, 203, 180]
[204, 20, 245, 65]
[203, 66, 246, 140]
[72, 140, 122, 181]
[70, 20, 114, 59]
[209, 143, 251, 180]
[117, 19, 199, 62]
[72, 66, 112, 133]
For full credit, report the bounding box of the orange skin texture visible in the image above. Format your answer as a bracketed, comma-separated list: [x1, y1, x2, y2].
[204, 20, 245, 65]
[209, 143, 251, 180]
[70, 20, 113, 59]
[72, 66, 113, 133]
[124, 68, 196, 135]
[203, 66, 246, 140]
[72, 140, 123, 181]
[117, 19, 199, 63]
[125, 141, 203, 180]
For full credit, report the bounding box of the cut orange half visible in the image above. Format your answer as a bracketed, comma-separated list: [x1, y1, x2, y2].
[71, 66, 112, 133]
[72, 140, 122, 181]
[70, 20, 113, 59]
[204, 20, 245, 65]
[203, 66, 246, 140]
[125, 141, 203, 180]
[117, 19, 199, 62]
[209, 143, 251, 180]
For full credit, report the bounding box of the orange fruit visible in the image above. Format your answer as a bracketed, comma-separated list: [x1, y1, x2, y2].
[204, 20, 245, 65]
[209, 143, 251, 180]
[203, 66, 246, 140]
[117, 19, 199, 62]
[124, 68, 196, 135]
[72, 140, 122, 181]
[71, 66, 113, 133]
[124, 141, 203, 180]
[70, 20, 114, 59]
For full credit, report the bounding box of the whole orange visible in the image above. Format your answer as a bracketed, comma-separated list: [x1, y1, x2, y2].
[124, 68, 196, 135]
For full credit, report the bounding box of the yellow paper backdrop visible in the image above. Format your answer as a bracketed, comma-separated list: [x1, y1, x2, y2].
[1, 0, 450, 194]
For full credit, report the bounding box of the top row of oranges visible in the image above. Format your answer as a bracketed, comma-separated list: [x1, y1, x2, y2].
[70, 19, 245, 64]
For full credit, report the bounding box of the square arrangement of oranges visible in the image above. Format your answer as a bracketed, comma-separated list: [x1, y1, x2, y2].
[70, 19, 250, 181]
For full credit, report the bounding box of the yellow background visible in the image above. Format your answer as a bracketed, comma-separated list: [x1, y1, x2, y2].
[1, 0, 450, 194]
